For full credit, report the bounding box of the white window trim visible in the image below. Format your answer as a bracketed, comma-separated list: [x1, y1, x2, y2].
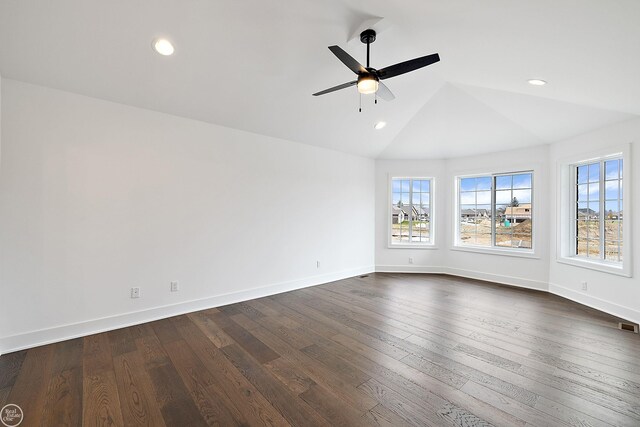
[450, 245, 540, 259]
[556, 143, 632, 277]
[388, 176, 437, 249]
[452, 170, 536, 256]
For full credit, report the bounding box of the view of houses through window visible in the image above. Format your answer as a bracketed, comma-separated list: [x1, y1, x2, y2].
[391, 178, 432, 244]
[575, 158, 623, 262]
[458, 172, 533, 249]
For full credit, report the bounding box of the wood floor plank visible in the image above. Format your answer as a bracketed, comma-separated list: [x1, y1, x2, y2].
[220, 317, 280, 364]
[0, 387, 10, 408]
[250, 322, 379, 412]
[3, 272, 639, 426]
[173, 314, 292, 426]
[245, 298, 284, 317]
[220, 343, 330, 427]
[364, 403, 417, 427]
[299, 383, 370, 427]
[82, 333, 125, 427]
[263, 357, 316, 395]
[187, 311, 235, 348]
[261, 297, 340, 338]
[146, 360, 209, 427]
[403, 324, 637, 423]
[149, 319, 182, 345]
[234, 301, 267, 321]
[460, 380, 567, 427]
[162, 339, 241, 426]
[108, 327, 137, 357]
[112, 350, 166, 427]
[6, 344, 55, 426]
[404, 334, 640, 425]
[275, 293, 410, 360]
[300, 343, 371, 388]
[357, 378, 442, 427]
[135, 333, 172, 370]
[229, 312, 263, 331]
[41, 339, 83, 427]
[0, 350, 26, 389]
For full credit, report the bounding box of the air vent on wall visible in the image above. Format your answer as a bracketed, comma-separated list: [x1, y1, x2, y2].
[618, 322, 639, 333]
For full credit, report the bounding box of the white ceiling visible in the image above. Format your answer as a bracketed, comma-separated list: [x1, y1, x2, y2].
[0, 0, 638, 159]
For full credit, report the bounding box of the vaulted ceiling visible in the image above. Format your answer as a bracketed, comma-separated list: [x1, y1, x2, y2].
[1, 0, 638, 158]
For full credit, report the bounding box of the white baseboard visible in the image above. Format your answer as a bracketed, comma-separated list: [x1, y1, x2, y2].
[0, 266, 374, 355]
[549, 282, 640, 325]
[375, 265, 447, 274]
[375, 265, 547, 291]
[376, 265, 637, 323]
[3, 265, 636, 355]
[443, 267, 549, 291]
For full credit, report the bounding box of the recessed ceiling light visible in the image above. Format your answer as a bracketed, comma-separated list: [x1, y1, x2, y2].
[374, 121, 387, 130]
[153, 38, 174, 56]
[528, 79, 547, 86]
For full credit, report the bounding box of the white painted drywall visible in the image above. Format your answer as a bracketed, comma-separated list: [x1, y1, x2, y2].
[376, 146, 550, 290]
[376, 129, 639, 322]
[374, 159, 447, 272]
[1, 76, 637, 354]
[548, 118, 640, 323]
[0, 79, 375, 353]
[443, 145, 551, 291]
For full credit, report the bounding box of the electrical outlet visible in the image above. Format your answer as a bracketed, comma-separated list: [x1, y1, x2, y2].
[581, 281, 588, 291]
[130, 287, 141, 298]
[409, 257, 414, 264]
[170, 281, 179, 292]
[316, 260, 320, 268]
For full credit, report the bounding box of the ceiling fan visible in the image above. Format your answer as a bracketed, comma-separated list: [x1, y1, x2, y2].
[312, 29, 440, 102]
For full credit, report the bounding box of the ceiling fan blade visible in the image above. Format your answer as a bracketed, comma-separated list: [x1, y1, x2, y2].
[312, 80, 357, 96]
[376, 82, 395, 101]
[328, 46, 367, 74]
[377, 53, 440, 80]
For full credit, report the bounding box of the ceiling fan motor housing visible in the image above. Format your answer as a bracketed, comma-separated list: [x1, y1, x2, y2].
[311, 27, 439, 101]
[360, 29, 377, 44]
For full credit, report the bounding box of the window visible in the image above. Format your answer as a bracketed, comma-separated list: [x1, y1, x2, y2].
[390, 178, 433, 246]
[557, 145, 630, 276]
[574, 157, 623, 262]
[457, 171, 533, 250]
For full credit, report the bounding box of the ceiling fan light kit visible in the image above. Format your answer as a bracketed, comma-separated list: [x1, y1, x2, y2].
[357, 74, 379, 94]
[313, 29, 440, 111]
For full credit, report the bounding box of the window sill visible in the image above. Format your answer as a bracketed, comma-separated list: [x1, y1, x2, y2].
[450, 245, 539, 259]
[557, 256, 631, 277]
[388, 243, 438, 250]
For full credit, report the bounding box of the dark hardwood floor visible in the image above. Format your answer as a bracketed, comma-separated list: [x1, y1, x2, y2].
[2, 273, 639, 426]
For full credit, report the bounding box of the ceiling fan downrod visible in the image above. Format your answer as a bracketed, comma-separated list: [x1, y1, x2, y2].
[360, 29, 376, 68]
[359, 29, 377, 112]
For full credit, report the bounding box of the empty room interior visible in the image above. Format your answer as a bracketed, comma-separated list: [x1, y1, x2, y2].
[1, 1, 639, 426]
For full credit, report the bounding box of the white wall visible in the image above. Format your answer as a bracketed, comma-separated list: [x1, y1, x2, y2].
[0, 79, 375, 353]
[443, 145, 550, 290]
[376, 146, 550, 290]
[376, 126, 639, 323]
[375, 159, 447, 272]
[1, 77, 637, 355]
[548, 118, 640, 324]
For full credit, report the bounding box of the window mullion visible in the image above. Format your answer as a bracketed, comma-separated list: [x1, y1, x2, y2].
[458, 179, 461, 246]
[569, 168, 588, 255]
[408, 180, 413, 242]
[491, 176, 496, 247]
[599, 161, 605, 259]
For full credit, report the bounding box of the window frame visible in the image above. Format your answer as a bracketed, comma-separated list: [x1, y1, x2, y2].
[557, 144, 631, 277]
[453, 170, 536, 256]
[388, 176, 436, 249]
